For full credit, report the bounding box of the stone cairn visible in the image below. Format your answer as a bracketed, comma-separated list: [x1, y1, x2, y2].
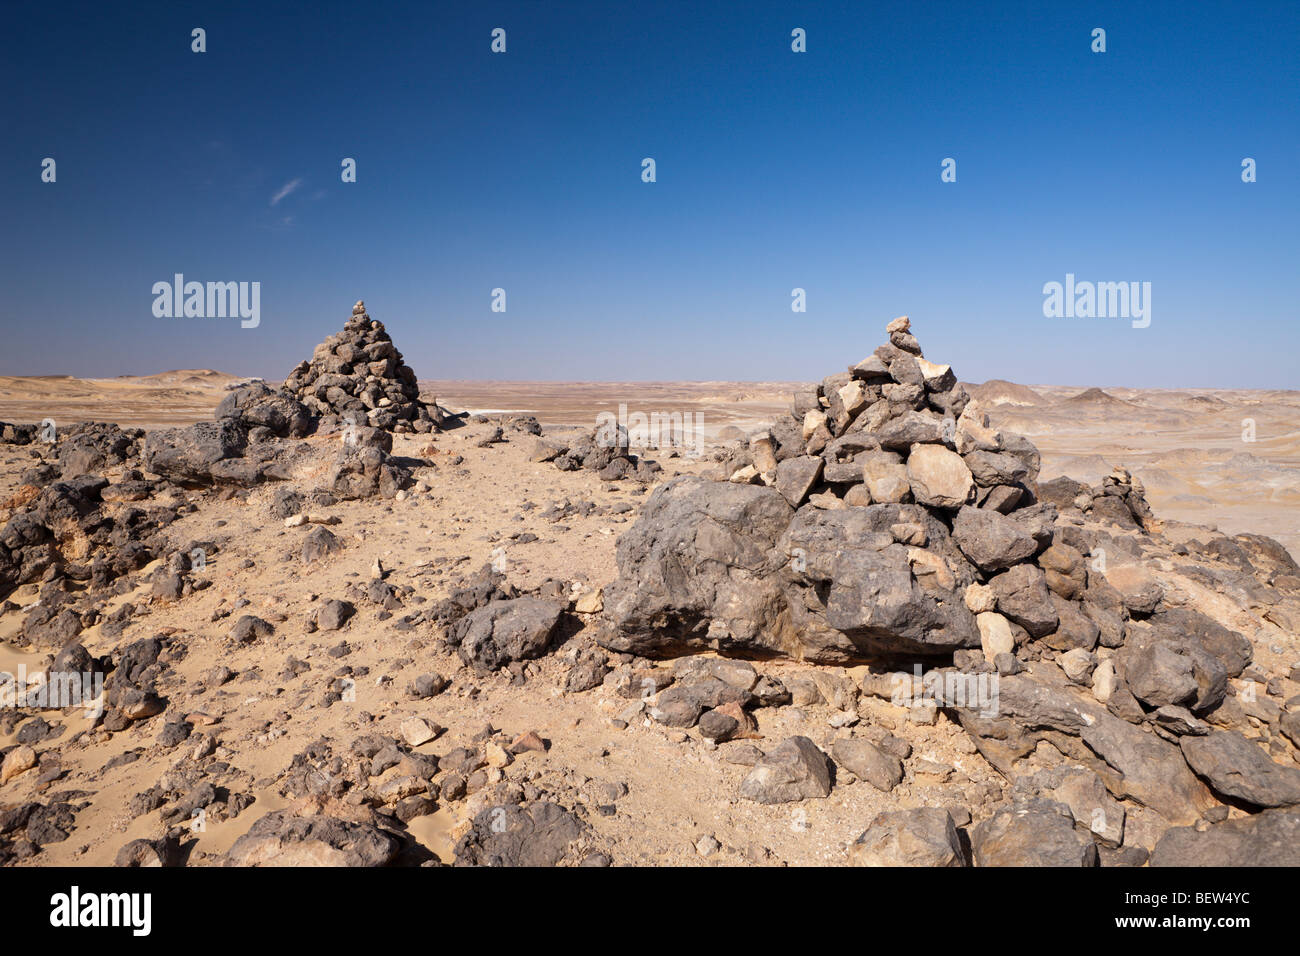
[725, 315, 1154, 530]
[283, 300, 440, 434]
[594, 315, 1297, 840]
[600, 315, 1184, 669]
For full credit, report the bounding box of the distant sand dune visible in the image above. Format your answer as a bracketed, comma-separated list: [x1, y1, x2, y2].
[967, 379, 1047, 406]
[1062, 387, 1134, 407]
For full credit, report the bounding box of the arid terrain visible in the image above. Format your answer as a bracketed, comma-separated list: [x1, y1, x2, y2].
[6, 375, 1296, 557]
[1, 309, 1297, 868]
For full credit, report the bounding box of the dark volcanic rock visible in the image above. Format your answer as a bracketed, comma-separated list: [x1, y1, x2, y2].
[597, 476, 792, 658]
[56, 422, 142, 476]
[988, 564, 1058, 638]
[449, 597, 566, 672]
[777, 506, 979, 658]
[316, 599, 355, 631]
[951, 506, 1037, 571]
[301, 526, 343, 565]
[230, 615, 274, 643]
[216, 383, 314, 438]
[454, 801, 591, 867]
[1121, 610, 1250, 714]
[143, 420, 249, 485]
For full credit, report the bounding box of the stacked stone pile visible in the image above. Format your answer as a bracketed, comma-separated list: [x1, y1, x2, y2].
[599, 316, 1104, 662]
[592, 317, 1300, 838]
[283, 300, 439, 434]
[1039, 467, 1154, 531]
[137, 300, 438, 491]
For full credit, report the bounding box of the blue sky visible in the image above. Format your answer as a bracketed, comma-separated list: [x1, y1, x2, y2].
[2, 0, 1297, 387]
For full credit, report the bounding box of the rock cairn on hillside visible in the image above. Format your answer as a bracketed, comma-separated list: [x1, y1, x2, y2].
[592, 316, 1300, 834]
[0, 302, 437, 503]
[140, 300, 441, 489]
[599, 315, 1090, 661]
[283, 300, 439, 434]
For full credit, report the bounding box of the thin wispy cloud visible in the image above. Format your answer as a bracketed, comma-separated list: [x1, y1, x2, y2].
[270, 178, 302, 206]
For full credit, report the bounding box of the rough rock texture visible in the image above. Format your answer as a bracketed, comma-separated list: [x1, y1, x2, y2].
[216, 383, 314, 438]
[4, 309, 1296, 869]
[1150, 809, 1300, 867]
[946, 673, 1213, 825]
[224, 811, 401, 866]
[143, 420, 250, 485]
[739, 736, 833, 804]
[448, 596, 567, 673]
[0, 474, 173, 602]
[454, 801, 592, 866]
[596, 318, 1086, 663]
[849, 808, 966, 866]
[1180, 731, 1300, 808]
[831, 737, 904, 792]
[972, 798, 1099, 867]
[598, 477, 793, 658]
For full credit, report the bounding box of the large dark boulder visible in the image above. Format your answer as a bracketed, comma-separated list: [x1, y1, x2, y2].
[598, 477, 793, 658]
[1120, 610, 1250, 714]
[449, 596, 567, 672]
[454, 801, 592, 867]
[216, 383, 314, 438]
[951, 505, 1037, 571]
[778, 506, 979, 658]
[598, 475, 983, 662]
[55, 422, 141, 476]
[143, 420, 249, 484]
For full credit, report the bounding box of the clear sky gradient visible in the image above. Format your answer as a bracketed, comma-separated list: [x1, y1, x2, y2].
[3, 1, 1297, 387]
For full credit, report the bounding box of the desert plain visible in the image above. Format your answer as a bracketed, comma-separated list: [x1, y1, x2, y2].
[6, 371, 1290, 554]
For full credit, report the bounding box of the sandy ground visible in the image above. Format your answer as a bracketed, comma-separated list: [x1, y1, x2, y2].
[0, 421, 1028, 867]
[0, 371, 243, 431]
[1, 372, 1297, 867]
